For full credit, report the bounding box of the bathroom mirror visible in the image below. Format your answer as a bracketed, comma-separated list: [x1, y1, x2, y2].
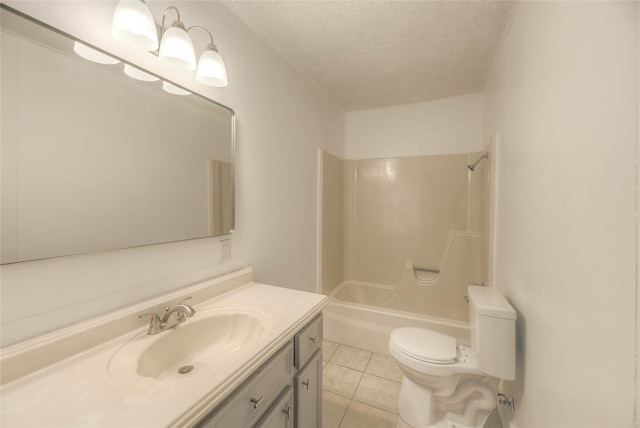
[0, 6, 235, 264]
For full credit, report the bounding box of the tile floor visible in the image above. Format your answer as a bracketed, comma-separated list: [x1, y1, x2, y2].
[321, 340, 411, 428]
[321, 340, 502, 428]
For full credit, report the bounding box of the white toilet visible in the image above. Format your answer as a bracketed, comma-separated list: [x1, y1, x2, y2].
[389, 285, 516, 428]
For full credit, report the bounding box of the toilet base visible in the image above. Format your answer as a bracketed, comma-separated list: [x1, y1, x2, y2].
[397, 375, 438, 426]
[397, 374, 497, 428]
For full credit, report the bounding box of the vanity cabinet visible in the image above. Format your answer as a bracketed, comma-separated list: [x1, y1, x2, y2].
[196, 342, 294, 428]
[195, 314, 323, 428]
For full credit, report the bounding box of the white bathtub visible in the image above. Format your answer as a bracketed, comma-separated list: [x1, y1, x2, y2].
[323, 282, 470, 355]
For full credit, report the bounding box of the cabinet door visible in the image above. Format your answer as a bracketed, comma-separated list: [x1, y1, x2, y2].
[295, 349, 322, 428]
[255, 386, 294, 428]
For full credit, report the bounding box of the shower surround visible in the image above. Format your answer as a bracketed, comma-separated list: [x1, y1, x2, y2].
[320, 150, 491, 352]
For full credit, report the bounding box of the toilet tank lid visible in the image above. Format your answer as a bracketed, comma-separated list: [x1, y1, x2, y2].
[468, 286, 516, 320]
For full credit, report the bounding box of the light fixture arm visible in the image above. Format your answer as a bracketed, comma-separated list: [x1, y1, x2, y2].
[187, 25, 219, 52]
[161, 6, 185, 36]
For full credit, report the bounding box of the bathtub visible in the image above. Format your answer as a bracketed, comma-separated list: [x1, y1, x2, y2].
[323, 281, 470, 355]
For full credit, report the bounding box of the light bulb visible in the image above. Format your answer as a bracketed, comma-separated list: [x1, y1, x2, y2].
[158, 25, 196, 71]
[111, 0, 158, 51]
[196, 47, 228, 87]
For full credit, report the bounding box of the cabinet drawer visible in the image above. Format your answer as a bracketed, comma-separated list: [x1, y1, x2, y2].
[294, 314, 322, 369]
[197, 342, 294, 428]
[254, 385, 294, 428]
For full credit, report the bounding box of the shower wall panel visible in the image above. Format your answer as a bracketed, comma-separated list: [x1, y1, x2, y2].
[343, 155, 471, 285]
[321, 151, 344, 295]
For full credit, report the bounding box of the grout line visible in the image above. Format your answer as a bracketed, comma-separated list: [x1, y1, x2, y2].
[324, 341, 403, 428]
[363, 351, 373, 373]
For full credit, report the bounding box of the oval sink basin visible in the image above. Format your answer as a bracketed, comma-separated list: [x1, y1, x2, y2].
[109, 307, 268, 384]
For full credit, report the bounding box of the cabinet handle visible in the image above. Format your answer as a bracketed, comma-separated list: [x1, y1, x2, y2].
[282, 406, 291, 419]
[302, 378, 311, 390]
[308, 336, 317, 344]
[250, 396, 264, 409]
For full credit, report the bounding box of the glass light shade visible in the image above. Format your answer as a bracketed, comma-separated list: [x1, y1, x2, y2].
[124, 64, 159, 81]
[111, 0, 159, 51]
[196, 49, 228, 87]
[73, 42, 120, 65]
[162, 81, 191, 96]
[158, 26, 196, 71]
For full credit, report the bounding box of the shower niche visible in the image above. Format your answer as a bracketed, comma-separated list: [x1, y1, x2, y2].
[319, 150, 493, 322]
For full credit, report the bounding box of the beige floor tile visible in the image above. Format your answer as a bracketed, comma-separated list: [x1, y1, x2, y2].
[340, 400, 397, 428]
[352, 373, 401, 413]
[323, 362, 363, 398]
[365, 353, 404, 382]
[322, 390, 350, 428]
[323, 340, 340, 361]
[329, 345, 372, 371]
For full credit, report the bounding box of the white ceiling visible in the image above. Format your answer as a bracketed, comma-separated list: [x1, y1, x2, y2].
[223, 0, 515, 111]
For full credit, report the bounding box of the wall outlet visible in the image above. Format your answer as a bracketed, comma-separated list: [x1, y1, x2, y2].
[220, 239, 231, 262]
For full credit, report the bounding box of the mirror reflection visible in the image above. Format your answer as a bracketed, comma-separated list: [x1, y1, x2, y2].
[0, 7, 235, 265]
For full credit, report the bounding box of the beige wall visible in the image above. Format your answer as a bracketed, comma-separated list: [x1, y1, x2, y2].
[345, 93, 484, 159]
[1, 1, 344, 346]
[484, 2, 637, 425]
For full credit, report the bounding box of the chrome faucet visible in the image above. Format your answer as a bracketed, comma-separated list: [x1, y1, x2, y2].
[138, 296, 196, 335]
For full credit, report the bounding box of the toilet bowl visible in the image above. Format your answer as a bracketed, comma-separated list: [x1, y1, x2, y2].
[388, 286, 516, 428]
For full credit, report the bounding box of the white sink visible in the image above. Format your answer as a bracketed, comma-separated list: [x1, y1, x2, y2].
[108, 306, 268, 384]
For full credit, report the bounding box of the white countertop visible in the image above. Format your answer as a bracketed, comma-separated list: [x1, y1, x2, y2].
[0, 280, 329, 427]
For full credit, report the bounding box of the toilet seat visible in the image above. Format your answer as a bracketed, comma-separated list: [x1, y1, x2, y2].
[389, 330, 481, 377]
[389, 327, 457, 364]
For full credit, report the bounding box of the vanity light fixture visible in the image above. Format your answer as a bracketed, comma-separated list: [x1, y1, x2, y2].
[111, 0, 158, 51]
[111, 2, 228, 87]
[73, 42, 120, 65]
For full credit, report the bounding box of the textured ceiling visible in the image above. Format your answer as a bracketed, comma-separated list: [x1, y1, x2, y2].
[223, 0, 515, 111]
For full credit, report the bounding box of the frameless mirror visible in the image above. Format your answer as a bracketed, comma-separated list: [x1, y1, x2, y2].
[0, 6, 235, 264]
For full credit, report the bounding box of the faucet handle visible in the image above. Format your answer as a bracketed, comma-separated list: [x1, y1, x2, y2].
[178, 296, 196, 316]
[178, 296, 193, 306]
[138, 312, 162, 334]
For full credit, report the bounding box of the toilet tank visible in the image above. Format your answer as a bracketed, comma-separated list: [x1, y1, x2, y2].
[468, 286, 516, 380]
